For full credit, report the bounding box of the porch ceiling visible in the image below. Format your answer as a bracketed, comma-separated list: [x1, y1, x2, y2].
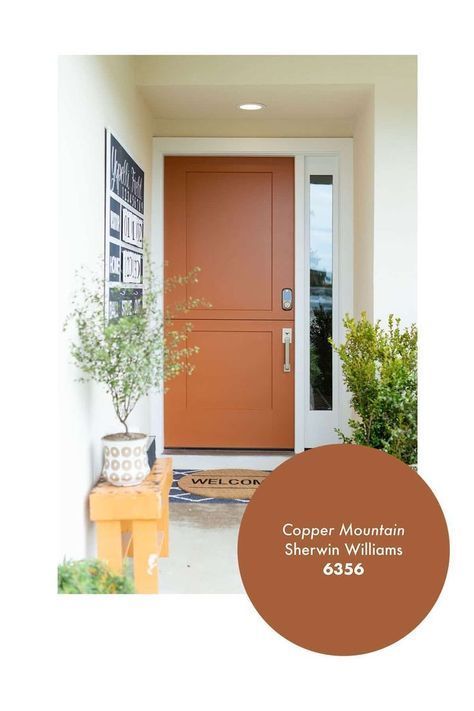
[133, 56, 374, 136]
[136, 83, 370, 122]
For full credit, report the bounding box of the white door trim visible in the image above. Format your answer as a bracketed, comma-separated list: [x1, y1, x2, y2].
[304, 156, 353, 446]
[150, 138, 353, 461]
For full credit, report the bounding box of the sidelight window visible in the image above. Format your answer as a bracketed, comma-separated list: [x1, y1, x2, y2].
[309, 176, 333, 411]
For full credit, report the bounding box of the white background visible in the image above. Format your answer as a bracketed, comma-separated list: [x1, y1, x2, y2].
[2, 2, 473, 709]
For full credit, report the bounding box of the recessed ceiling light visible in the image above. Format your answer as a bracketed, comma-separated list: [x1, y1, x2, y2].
[239, 102, 266, 111]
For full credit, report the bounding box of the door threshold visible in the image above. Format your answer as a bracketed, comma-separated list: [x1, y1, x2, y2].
[162, 448, 294, 472]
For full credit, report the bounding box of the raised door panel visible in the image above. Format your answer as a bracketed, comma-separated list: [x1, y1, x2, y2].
[164, 320, 294, 449]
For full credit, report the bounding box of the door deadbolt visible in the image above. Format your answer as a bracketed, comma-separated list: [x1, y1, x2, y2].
[282, 288, 293, 311]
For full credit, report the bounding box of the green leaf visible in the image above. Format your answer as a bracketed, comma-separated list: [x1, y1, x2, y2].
[331, 312, 417, 465]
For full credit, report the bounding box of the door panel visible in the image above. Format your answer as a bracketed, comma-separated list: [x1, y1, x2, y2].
[165, 321, 294, 449]
[164, 156, 294, 449]
[187, 330, 273, 411]
[186, 171, 273, 312]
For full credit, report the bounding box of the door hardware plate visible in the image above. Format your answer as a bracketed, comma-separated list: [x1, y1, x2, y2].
[281, 288, 293, 311]
[282, 327, 292, 372]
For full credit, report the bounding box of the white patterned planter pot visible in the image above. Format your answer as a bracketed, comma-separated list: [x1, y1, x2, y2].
[102, 433, 150, 487]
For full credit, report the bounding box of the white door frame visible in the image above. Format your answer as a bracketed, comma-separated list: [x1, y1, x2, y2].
[150, 138, 353, 462]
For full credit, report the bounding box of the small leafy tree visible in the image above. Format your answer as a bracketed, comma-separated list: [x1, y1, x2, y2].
[64, 256, 208, 436]
[330, 312, 417, 465]
[58, 559, 134, 594]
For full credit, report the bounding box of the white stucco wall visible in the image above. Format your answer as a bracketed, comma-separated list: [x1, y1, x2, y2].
[58, 55, 153, 559]
[351, 61, 417, 326]
[372, 71, 417, 325]
[353, 90, 375, 320]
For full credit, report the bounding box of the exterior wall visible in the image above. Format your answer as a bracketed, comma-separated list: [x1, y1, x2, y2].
[353, 91, 375, 320]
[59, 55, 153, 558]
[152, 117, 353, 138]
[373, 74, 417, 325]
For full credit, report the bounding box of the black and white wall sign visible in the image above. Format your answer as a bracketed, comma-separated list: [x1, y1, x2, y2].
[109, 134, 144, 213]
[108, 287, 143, 320]
[108, 242, 121, 282]
[104, 129, 145, 319]
[109, 197, 121, 240]
[122, 249, 143, 284]
[122, 207, 144, 249]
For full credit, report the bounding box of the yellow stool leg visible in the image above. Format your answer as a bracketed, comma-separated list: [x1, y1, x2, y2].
[158, 496, 169, 557]
[132, 520, 159, 593]
[96, 521, 123, 574]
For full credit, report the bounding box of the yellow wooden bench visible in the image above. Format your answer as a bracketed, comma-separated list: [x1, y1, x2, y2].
[89, 456, 172, 593]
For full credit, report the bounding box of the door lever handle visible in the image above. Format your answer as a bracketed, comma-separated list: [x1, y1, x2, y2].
[282, 328, 292, 373]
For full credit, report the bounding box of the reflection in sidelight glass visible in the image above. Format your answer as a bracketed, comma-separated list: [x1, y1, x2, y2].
[309, 176, 333, 410]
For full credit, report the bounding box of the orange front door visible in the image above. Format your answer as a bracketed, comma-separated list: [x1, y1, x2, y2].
[164, 156, 294, 449]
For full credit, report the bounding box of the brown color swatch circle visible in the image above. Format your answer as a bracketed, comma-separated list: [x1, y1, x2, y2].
[178, 469, 269, 499]
[238, 445, 449, 655]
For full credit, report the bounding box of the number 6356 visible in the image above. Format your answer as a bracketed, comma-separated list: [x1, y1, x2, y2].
[323, 562, 365, 576]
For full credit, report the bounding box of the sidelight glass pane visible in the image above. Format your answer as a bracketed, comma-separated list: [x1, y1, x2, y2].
[309, 176, 333, 410]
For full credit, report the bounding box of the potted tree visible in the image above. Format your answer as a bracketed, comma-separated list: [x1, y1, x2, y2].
[65, 258, 207, 486]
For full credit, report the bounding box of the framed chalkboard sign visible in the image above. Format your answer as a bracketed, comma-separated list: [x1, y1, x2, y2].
[104, 129, 145, 319]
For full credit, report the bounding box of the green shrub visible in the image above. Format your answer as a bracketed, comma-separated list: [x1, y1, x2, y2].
[58, 559, 134, 594]
[330, 313, 417, 465]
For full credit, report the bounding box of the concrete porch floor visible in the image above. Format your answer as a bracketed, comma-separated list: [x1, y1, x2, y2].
[159, 501, 246, 593]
